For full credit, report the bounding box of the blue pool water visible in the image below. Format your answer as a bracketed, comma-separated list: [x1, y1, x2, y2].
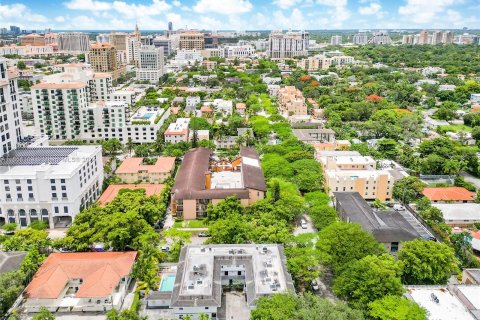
[160, 274, 176, 291]
[142, 112, 155, 119]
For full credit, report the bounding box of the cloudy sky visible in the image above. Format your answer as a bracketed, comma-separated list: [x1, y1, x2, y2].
[0, 0, 479, 31]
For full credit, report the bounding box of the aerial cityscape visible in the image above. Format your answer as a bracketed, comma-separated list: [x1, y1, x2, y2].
[1, 0, 480, 319]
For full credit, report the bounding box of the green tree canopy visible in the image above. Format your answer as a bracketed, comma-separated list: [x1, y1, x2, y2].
[368, 295, 427, 320]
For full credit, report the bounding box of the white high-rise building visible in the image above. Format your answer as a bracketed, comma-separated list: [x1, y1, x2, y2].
[137, 45, 164, 83]
[330, 35, 342, 46]
[31, 64, 113, 140]
[58, 32, 90, 53]
[353, 33, 368, 45]
[267, 30, 309, 59]
[126, 36, 141, 66]
[0, 145, 104, 228]
[0, 59, 22, 157]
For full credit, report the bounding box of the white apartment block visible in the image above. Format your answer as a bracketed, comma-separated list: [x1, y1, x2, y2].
[0, 60, 22, 157]
[267, 30, 309, 59]
[331, 35, 342, 46]
[0, 145, 103, 228]
[221, 45, 256, 58]
[318, 151, 394, 201]
[298, 54, 354, 71]
[172, 49, 203, 68]
[164, 118, 190, 144]
[126, 36, 141, 66]
[153, 36, 173, 57]
[212, 99, 233, 116]
[81, 103, 170, 143]
[136, 45, 164, 83]
[58, 32, 90, 53]
[108, 90, 137, 106]
[31, 64, 113, 140]
[0, 45, 54, 56]
[353, 33, 368, 45]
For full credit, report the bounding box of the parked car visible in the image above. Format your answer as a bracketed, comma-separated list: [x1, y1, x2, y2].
[198, 232, 211, 237]
[393, 204, 405, 211]
[161, 245, 170, 252]
[311, 280, 319, 291]
[301, 219, 308, 229]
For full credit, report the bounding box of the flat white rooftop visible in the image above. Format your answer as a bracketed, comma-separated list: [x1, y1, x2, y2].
[407, 286, 475, 320]
[432, 204, 480, 222]
[211, 171, 243, 189]
[326, 170, 392, 179]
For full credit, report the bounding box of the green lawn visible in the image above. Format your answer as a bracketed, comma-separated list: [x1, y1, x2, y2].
[439, 124, 473, 132]
[173, 219, 207, 228]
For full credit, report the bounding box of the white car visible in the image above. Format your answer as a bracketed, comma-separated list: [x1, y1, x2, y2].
[311, 280, 319, 291]
[301, 219, 308, 229]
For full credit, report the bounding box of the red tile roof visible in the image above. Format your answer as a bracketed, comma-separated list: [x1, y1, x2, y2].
[115, 157, 175, 174]
[98, 184, 165, 206]
[24, 252, 137, 299]
[422, 187, 475, 202]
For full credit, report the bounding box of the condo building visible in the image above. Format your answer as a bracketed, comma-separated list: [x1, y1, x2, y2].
[171, 147, 266, 220]
[267, 30, 309, 59]
[58, 32, 90, 53]
[277, 86, 308, 116]
[137, 45, 164, 83]
[0, 59, 22, 157]
[87, 43, 125, 80]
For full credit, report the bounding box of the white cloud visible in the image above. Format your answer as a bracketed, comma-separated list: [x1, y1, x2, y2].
[55, 16, 66, 22]
[316, 0, 347, 6]
[0, 3, 48, 27]
[64, 0, 111, 11]
[398, 0, 458, 24]
[173, 0, 181, 6]
[193, 0, 253, 15]
[359, 2, 381, 15]
[273, 0, 301, 10]
[111, 0, 171, 19]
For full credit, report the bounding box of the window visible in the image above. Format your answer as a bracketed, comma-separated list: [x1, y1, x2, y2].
[54, 207, 59, 213]
[64, 206, 68, 213]
[391, 242, 399, 253]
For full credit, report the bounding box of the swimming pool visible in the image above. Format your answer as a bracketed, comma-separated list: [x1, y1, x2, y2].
[160, 274, 176, 292]
[142, 112, 155, 119]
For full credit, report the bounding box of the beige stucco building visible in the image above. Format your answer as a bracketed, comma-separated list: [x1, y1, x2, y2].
[115, 157, 175, 184]
[277, 86, 308, 116]
[319, 151, 394, 201]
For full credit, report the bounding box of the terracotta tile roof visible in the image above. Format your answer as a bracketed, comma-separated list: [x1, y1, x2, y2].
[236, 103, 246, 109]
[91, 43, 114, 49]
[31, 82, 86, 89]
[115, 157, 175, 174]
[200, 106, 213, 112]
[93, 72, 112, 78]
[98, 184, 165, 206]
[24, 252, 137, 299]
[422, 187, 475, 202]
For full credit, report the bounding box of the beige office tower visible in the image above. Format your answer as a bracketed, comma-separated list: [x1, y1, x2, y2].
[179, 31, 205, 50]
[87, 43, 125, 80]
[109, 32, 128, 51]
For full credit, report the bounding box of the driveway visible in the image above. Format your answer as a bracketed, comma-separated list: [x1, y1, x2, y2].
[461, 171, 480, 189]
[293, 214, 316, 236]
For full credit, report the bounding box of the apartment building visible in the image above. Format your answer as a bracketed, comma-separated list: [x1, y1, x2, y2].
[82, 102, 169, 143]
[277, 86, 308, 116]
[171, 147, 266, 219]
[31, 64, 113, 140]
[0, 45, 54, 56]
[58, 32, 90, 53]
[0, 60, 22, 157]
[297, 54, 355, 71]
[318, 151, 395, 201]
[136, 45, 164, 83]
[267, 30, 309, 59]
[221, 44, 256, 58]
[87, 43, 125, 80]
[110, 32, 128, 51]
[171, 49, 203, 68]
[179, 31, 205, 50]
[331, 35, 342, 46]
[0, 145, 103, 228]
[153, 36, 173, 57]
[353, 32, 368, 45]
[145, 244, 294, 318]
[164, 118, 190, 144]
[126, 36, 141, 66]
[115, 157, 175, 184]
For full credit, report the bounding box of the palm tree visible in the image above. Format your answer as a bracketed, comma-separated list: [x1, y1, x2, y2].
[125, 137, 134, 156]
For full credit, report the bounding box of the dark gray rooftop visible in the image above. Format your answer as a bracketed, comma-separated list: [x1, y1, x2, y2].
[0, 251, 27, 274]
[0, 147, 78, 166]
[334, 192, 432, 243]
